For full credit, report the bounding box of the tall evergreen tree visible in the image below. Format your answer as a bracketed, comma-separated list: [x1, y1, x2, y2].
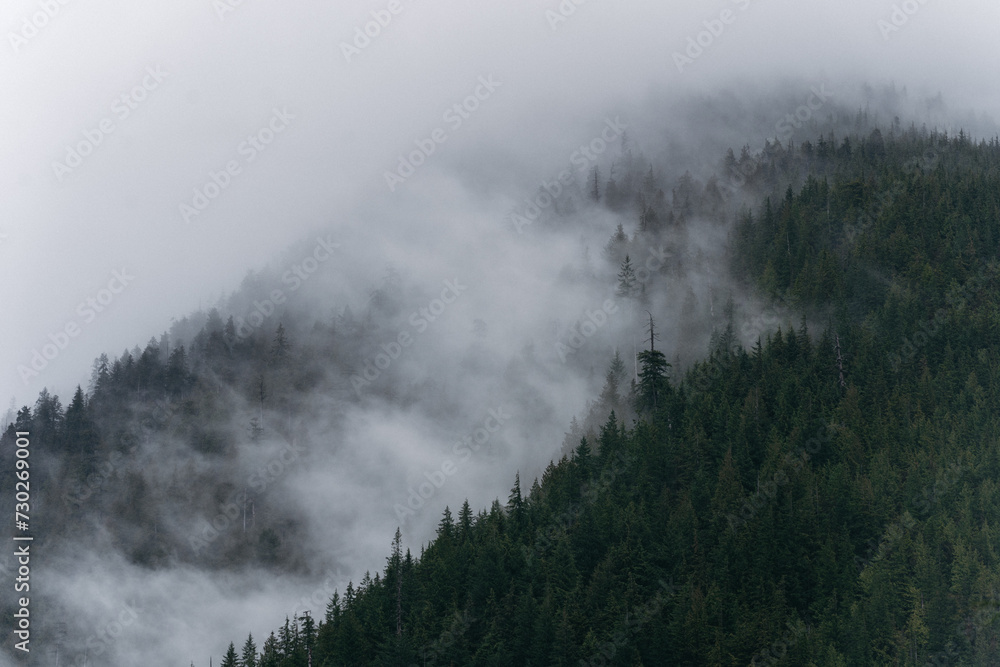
[63, 385, 98, 462]
[458, 499, 474, 540]
[616, 256, 638, 300]
[260, 632, 280, 667]
[220, 641, 239, 667]
[599, 349, 627, 407]
[166, 345, 190, 396]
[32, 388, 63, 446]
[271, 323, 290, 361]
[241, 633, 257, 667]
[635, 312, 670, 412]
[300, 612, 316, 656]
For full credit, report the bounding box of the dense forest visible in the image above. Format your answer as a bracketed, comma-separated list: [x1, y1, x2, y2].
[5, 116, 1000, 665]
[212, 127, 1000, 665]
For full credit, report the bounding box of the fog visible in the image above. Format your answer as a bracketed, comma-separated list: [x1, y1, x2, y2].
[2, 0, 1000, 664]
[5, 0, 1000, 409]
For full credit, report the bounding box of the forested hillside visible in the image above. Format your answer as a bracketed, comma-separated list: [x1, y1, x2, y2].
[205, 128, 1000, 665]
[4, 118, 1000, 665]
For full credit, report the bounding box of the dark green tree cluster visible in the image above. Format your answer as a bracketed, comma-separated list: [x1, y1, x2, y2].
[216, 127, 1000, 665]
[4, 115, 999, 665]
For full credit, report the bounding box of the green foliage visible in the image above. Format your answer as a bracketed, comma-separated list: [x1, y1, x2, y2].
[221, 642, 238, 667]
[635, 348, 670, 413]
[204, 127, 1000, 665]
[7, 121, 1000, 666]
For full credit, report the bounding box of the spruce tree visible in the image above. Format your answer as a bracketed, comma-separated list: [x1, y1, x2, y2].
[300, 612, 316, 656]
[63, 385, 98, 462]
[260, 632, 280, 667]
[458, 499, 474, 539]
[220, 642, 239, 667]
[599, 349, 627, 407]
[241, 633, 257, 667]
[271, 323, 289, 360]
[636, 312, 670, 412]
[616, 255, 638, 299]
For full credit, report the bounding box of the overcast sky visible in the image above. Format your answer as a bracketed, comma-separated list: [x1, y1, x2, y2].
[3, 0, 1000, 664]
[2, 0, 999, 412]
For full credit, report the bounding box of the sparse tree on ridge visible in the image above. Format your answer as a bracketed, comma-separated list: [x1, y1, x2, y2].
[636, 311, 670, 412]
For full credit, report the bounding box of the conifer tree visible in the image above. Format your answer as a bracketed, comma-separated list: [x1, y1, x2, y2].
[241, 633, 257, 667]
[389, 527, 403, 636]
[325, 591, 341, 624]
[220, 642, 239, 667]
[636, 312, 670, 412]
[616, 256, 638, 300]
[260, 632, 280, 667]
[63, 385, 98, 462]
[599, 349, 628, 407]
[458, 499, 474, 539]
[300, 612, 316, 656]
[437, 506, 455, 540]
[507, 472, 525, 530]
[166, 345, 190, 395]
[618, 256, 640, 381]
[271, 323, 289, 361]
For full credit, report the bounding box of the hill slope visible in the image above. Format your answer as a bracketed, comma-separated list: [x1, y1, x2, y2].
[211, 127, 1000, 666]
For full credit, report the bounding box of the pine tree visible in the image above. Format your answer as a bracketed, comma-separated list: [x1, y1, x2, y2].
[643, 165, 657, 193]
[507, 472, 525, 529]
[636, 312, 670, 412]
[224, 315, 238, 346]
[89, 353, 110, 394]
[574, 436, 593, 480]
[639, 201, 659, 233]
[13, 406, 31, 433]
[166, 345, 190, 395]
[241, 633, 257, 667]
[591, 166, 601, 201]
[343, 581, 355, 609]
[325, 590, 341, 624]
[616, 256, 638, 299]
[63, 385, 98, 462]
[300, 612, 316, 655]
[618, 257, 641, 381]
[604, 223, 629, 265]
[608, 347, 627, 384]
[32, 388, 63, 446]
[278, 617, 294, 657]
[389, 527, 403, 636]
[437, 506, 455, 540]
[458, 499, 474, 540]
[260, 632, 280, 667]
[599, 349, 627, 407]
[271, 323, 289, 361]
[221, 641, 239, 667]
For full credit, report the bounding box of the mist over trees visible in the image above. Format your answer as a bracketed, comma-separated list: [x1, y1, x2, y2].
[3, 85, 1000, 664]
[214, 114, 1000, 664]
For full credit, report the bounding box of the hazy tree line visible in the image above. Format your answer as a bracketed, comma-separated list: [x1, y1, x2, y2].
[4, 114, 1000, 664]
[212, 126, 1000, 665]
